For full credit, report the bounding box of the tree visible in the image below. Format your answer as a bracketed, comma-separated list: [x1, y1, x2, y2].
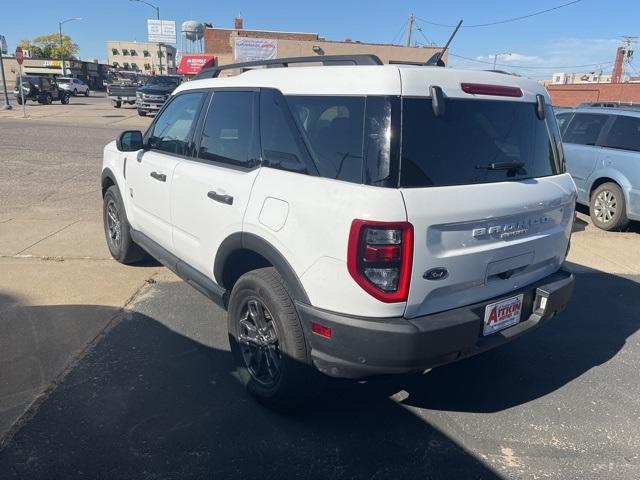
[18, 34, 79, 60]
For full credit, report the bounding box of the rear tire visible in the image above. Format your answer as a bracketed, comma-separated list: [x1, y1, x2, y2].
[590, 182, 629, 231]
[228, 267, 322, 411]
[103, 185, 145, 264]
[137, 109, 147, 116]
[60, 93, 69, 105]
[45, 94, 52, 105]
[112, 100, 122, 108]
[73, 88, 78, 96]
[16, 97, 22, 105]
[85, 89, 90, 97]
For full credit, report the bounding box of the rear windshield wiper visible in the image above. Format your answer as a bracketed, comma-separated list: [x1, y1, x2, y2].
[475, 161, 525, 170]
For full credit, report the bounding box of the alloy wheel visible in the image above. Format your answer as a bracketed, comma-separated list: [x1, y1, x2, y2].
[594, 189, 617, 224]
[238, 298, 282, 386]
[106, 199, 122, 250]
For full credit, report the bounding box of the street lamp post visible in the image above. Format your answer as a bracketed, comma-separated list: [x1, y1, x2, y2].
[130, 0, 163, 75]
[59, 17, 82, 76]
[492, 52, 512, 70]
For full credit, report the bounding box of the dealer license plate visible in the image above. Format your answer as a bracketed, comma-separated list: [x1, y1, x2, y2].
[483, 294, 524, 336]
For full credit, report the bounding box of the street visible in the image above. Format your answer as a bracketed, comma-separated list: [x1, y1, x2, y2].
[1, 99, 640, 479]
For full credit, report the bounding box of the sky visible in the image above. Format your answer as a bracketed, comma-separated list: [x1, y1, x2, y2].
[1, 0, 639, 80]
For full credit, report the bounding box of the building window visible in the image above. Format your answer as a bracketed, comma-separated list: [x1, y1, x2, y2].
[123, 62, 130, 70]
[112, 61, 119, 68]
[157, 50, 164, 58]
[144, 63, 151, 70]
[130, 50, 137, 56]
[111, 48, 119, 55]
[122, 49, 129, 56]
[131, 63, 138, 70]
[143, 50, 150, 57]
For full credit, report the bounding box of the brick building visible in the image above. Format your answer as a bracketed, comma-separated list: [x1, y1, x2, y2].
[204, 17, 443, 71]
[547, 83, 640, 107]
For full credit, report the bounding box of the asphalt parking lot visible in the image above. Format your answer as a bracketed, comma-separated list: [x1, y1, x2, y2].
[1, 98, 639, 479]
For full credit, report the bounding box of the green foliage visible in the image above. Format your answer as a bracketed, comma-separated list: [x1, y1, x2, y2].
[18, 34, 79, 60]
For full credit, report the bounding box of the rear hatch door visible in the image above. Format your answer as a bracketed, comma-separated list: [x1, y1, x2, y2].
[399, 94, 576, 318]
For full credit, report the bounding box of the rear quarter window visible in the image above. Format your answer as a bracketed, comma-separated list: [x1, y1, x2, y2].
[601, 115, 640, 152]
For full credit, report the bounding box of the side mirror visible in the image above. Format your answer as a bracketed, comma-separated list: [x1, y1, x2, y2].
[117, 130, 144, 152]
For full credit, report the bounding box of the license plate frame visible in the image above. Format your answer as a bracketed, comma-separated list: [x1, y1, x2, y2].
[483, 294, 524, 336]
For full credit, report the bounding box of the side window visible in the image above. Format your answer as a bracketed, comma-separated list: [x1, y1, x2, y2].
[562, 113, 608, 146]
[149, 92, 206, 156]
[555, 113, 572, 134]
[198, 91, 258, 166]
[285, 95, 365, 183]
[601, 115, 640, 152]
[260, 89, 312, 174]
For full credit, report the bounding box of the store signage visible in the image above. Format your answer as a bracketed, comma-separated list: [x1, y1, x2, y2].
[234, 37, 277, 62]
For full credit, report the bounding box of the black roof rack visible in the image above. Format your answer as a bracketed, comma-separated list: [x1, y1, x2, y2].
[193, 54, 383, 80]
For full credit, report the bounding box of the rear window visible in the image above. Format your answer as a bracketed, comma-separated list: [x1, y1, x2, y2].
[400, 98, 562, 188]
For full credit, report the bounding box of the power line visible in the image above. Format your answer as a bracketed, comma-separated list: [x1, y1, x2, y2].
[415, 26, 434, 47]
[448, 52, 613, 70]
[391, 20, 407, 45]
[416, 0, 583, 28]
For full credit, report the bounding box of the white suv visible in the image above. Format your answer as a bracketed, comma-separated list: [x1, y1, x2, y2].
[101, 55, 576, 408]
[57, 77, 90, 96]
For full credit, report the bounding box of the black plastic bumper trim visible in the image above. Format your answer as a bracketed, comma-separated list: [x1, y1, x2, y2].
[296, 269, 574, 379]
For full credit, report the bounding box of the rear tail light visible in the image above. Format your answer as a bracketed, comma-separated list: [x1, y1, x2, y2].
[461, 83, 523, 98]
[347, 220, 413, 303]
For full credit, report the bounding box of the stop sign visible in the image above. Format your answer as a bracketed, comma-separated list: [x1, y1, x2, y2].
[15, 46, 23, 65]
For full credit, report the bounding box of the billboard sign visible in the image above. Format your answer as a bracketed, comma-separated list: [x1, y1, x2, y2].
[177, 54, 215, 75]
[0, 35, 7, 55]
[234, 37, 277, 63]
[147, 19, 177, 44]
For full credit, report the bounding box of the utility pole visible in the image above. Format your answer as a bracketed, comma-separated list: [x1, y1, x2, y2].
[406, 13, 415, 47]
[620, 35, 638, 83]
[492, 52, 511, 70]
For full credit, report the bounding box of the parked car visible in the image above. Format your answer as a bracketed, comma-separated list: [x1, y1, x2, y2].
[57, 77, 90, 97]
[106, 72, 143, 108]
[14, 75, 70, 105]
[576, 101, 640, 110]
[556, 107, 640, 230]
[135, 75, 183, 116]
[101, 56, 575, 409]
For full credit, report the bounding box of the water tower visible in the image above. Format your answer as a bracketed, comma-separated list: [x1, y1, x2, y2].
[181, 20, 205, 53]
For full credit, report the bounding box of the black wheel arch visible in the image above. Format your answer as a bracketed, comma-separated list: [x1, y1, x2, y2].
[101, 168, 117, 197]
[215, 233, 310, 304]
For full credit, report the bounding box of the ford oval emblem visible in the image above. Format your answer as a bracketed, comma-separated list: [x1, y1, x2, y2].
[423, 267, 449, 281]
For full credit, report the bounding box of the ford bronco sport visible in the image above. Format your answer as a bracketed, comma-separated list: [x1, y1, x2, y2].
[101, 55, 576, 409]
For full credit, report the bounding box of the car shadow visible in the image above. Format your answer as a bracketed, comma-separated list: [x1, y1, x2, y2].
[390, 263, 640, 413]
[0, 292, 501, 480]
[1, 264, 637, 478]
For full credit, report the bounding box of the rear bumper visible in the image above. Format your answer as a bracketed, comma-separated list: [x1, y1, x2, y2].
[297, 269, 574, 379]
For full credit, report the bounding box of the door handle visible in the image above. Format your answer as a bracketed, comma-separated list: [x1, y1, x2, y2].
[208, 191, 234, 205]
[150, 171, 166, 182]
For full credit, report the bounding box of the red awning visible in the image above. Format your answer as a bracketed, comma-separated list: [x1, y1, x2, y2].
[178, 55, 216, 75]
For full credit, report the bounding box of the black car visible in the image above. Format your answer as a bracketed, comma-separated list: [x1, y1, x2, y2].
[14, 75, 70, 105]
[136, 75, 182, 116]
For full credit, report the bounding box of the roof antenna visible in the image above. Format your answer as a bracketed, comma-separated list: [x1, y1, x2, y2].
[425, 19, 463, 67]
